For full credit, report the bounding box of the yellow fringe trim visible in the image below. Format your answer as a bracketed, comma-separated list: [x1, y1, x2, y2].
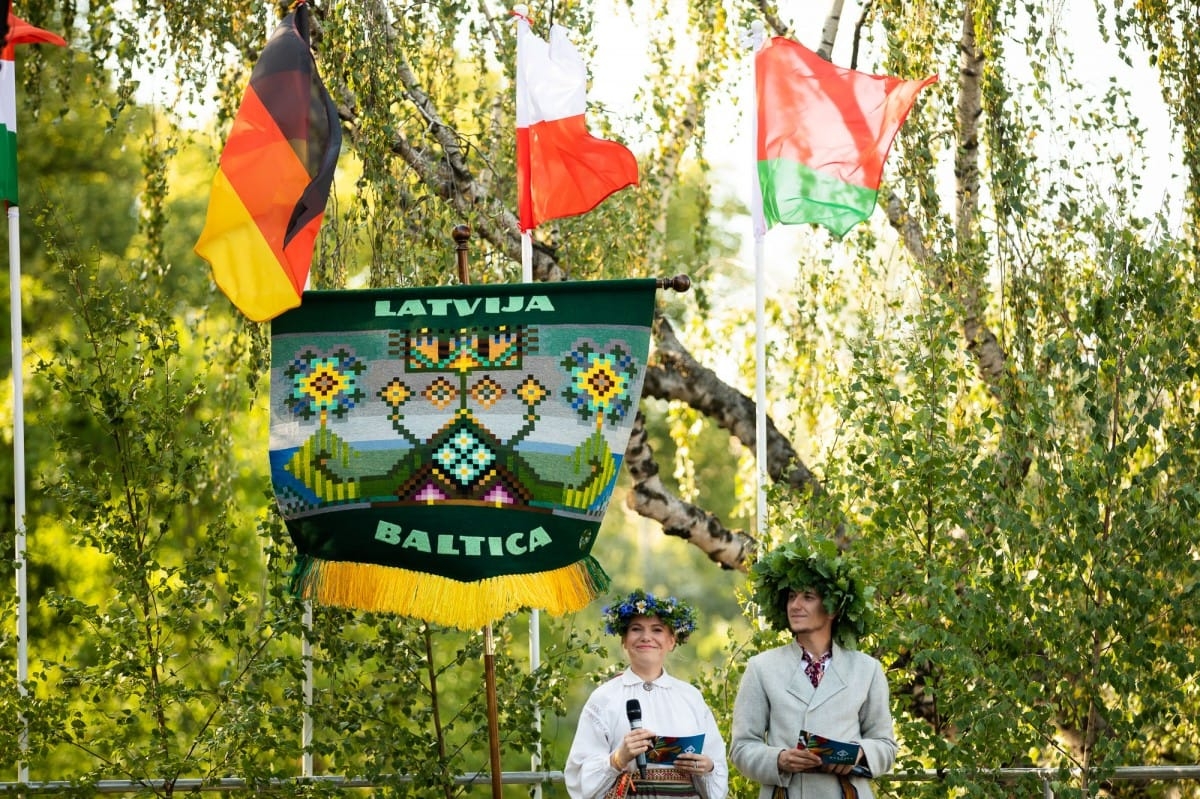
[296, 559, 603, 629]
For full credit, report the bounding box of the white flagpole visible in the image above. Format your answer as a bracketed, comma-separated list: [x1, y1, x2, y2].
[3, 28, 66, 779]
[521, 232, 533, 282]
[513, 9, 541, 794]
[514, 5, 535, 285]
[529, 606, 542, 796]
[302, 600, 314, 777]
[749, 21, 768, 538]
[9, 201, 30, 784]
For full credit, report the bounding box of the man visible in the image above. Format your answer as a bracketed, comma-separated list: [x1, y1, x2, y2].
[729, 543, 897, 799]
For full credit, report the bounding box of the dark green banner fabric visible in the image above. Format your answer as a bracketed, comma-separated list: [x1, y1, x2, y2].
[269, 280, 657, 626]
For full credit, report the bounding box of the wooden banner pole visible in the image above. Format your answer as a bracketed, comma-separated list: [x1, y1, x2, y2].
[450, 225, 502, 799]
[484, 623, 503, 799]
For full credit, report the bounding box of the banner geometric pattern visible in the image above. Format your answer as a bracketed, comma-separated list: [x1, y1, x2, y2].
[269, 280, 658, 628]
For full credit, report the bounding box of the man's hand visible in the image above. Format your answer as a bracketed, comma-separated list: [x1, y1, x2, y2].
[776, 746, 823, 773]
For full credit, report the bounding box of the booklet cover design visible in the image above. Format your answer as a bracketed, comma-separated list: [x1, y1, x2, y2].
[647, 733, 706, 764]
[800, 730, 871, 777]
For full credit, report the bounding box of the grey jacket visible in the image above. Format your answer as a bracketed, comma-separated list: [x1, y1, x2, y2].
[729, 641, 897, 799]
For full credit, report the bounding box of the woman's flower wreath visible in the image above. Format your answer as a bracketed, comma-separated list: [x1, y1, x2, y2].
[603, 589, 697, 644]
[749, 543, 874, 647]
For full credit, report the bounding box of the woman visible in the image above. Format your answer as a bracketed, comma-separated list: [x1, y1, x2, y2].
[564, 590, 729, 799]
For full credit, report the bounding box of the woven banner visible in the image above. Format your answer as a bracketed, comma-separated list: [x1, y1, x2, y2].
[270, 280, 657, 628]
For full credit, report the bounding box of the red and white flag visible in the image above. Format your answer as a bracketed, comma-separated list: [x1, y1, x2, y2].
[515, 11, 638, 233]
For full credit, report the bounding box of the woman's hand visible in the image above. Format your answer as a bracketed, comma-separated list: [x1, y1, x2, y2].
[676, 752, 714, 775]
[614, 727, 656, 769]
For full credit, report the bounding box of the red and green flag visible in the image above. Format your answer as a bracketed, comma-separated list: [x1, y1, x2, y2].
[194, 2, 341, 322]
[1, 11, 67, 206]
[755, 36, 936, 237]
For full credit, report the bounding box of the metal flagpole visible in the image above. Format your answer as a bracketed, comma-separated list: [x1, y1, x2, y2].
[514, 3, 534, 288]
[749, 21, 768, 537]
[519, 172, 543, 799]
[529, 609, 542, 799]
[9, 201, 30, 784]
[302, 600, 314, 777]
[4, 20, 67, 782]
[515, 9, 542, 794]
[521, 234, 533, 283]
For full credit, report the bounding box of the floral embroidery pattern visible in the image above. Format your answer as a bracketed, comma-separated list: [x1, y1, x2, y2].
[561, 340, 639, 427]
[284, 347, 366, 422]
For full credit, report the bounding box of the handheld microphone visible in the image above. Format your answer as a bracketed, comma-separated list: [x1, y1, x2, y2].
[625, 698, 648, 779]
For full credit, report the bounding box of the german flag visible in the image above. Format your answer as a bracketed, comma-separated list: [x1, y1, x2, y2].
[195, 2, 341, 322]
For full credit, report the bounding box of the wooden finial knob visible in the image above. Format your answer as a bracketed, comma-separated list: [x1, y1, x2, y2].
[453, 225, 471, 285]
[656, 274, 691, 292]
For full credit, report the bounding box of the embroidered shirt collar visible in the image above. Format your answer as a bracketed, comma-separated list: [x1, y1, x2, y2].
[622, 666, 673, 691]
[800, 647, 832, 666]
[799, 646, 832, 688]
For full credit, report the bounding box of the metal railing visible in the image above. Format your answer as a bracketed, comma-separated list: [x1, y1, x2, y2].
[886, 765, 1200, 797]
[3, 766, 1200, 797]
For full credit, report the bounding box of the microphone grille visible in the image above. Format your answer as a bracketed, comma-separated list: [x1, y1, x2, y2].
[625, 698, 642, 720]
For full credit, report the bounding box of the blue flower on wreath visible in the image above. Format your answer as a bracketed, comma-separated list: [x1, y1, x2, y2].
[602, 589, 697, 644]
[284, 346, 367, 422]
[561, 340, 639, 427]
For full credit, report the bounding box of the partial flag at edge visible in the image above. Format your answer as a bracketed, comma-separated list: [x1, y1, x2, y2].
[1, 11, 67, 206]
[194, 3, 341, 323]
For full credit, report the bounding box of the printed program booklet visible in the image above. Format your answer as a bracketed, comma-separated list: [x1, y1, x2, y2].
[799, 731, 871, 777]
[646, 733, 706, 765]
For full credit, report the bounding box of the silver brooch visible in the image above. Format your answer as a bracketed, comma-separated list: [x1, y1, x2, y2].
[643, 682, 654, 691]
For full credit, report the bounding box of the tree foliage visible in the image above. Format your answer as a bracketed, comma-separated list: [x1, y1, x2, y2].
[2, 0, 1199, 797]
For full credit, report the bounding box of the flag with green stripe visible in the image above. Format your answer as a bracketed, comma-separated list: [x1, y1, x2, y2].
[756, 36, 936, 237]
[1, 12, 67, 206]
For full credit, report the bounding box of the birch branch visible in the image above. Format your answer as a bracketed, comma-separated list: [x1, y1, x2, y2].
[624, 413, 757, 572]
